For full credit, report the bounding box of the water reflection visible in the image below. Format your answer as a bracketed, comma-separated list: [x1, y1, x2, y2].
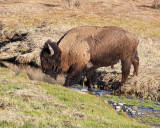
[1, 61, 65, 85]
[70, 87, 112, 97]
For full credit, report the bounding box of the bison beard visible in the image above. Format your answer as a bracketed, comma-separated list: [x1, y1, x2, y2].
[40, 26, 139, 91]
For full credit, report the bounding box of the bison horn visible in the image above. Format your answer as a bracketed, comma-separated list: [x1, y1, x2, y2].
[48, 44, 54, 56]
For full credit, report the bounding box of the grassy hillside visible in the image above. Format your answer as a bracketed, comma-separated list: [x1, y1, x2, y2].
[0, 66, 151, 128]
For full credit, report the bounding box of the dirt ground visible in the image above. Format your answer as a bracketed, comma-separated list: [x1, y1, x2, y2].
[0, 0, 160, 100]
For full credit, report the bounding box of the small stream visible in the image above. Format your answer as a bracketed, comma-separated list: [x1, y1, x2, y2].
[0, 61, 160, 127]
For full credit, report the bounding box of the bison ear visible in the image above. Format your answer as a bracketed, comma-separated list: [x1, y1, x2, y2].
[48, 44, 54, 56]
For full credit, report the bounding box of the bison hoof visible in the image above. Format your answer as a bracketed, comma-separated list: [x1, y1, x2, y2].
[63, 84, 69, 87]
[88, 87, 93, 92]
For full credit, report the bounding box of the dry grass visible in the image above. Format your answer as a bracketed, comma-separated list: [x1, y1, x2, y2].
[61, 0, 81, 9]
[0, 0, 160, 37]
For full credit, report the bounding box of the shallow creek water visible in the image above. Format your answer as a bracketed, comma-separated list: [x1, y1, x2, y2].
[1, 61, 160, 127]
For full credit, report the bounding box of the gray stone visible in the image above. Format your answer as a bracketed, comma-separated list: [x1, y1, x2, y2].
[154, 102, 160, 105]
[122, 106, 128, 112]
[118, 103, 124, 106]
[128, 108, 132, 112]
[130, 110, 136, 115]
[137, 112, 141, 115]
[131, 106, 138, 111]
[139, 100, 145, 103]
[113, 102, 117, 106]
[115, 106, 121, 112]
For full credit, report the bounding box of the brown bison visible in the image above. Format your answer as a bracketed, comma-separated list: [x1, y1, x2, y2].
[40, 26, 139, 91]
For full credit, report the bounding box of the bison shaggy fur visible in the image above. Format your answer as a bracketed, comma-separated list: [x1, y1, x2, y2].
[40, 26, 139, 91]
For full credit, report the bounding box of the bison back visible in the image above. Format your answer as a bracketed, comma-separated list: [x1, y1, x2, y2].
[58, 26, 139, 67]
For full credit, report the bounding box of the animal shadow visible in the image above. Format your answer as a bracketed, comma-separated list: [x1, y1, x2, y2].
[96, 71, 121, 91]
[138, 4, 160, 9]
[42, 4, 60, 8]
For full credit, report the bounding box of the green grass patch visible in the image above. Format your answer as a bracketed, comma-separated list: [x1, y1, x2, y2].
[0, 66, 151, 127]
[135, 115, 160, 126]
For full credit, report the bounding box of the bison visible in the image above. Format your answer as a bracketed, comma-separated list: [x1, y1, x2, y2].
[40, 26, 139, 91]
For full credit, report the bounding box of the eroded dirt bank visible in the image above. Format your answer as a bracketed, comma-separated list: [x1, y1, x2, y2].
[0, 26, 65, 65]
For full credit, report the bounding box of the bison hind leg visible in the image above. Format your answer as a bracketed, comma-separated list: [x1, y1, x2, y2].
[132, 54, 139, 76]
[64, 64, 86, 87]
[85, 67, 97, 91]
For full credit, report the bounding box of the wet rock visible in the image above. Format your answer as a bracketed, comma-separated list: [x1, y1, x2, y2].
[118, 103, 124, 106]
[115, 106, 121, 112]
[139, 100, 145, 103]
[113, 102, 117, 107]
[108, 100, 139, 115]
[126, 108, 132, 113]
[81, 88, 88, 92]
[126, 96, 133, 99]
[149, 107, 154, 109]
[137, 112, 141, 115]
[131, 106, 138, 111]
[130, 110, 136, 115]
[122, 106, 128, 112]
[108, 99, 117, 106]
[154, 102, 160, 105]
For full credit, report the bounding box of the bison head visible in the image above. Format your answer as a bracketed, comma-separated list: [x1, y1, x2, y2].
[40, 40, 61, 80]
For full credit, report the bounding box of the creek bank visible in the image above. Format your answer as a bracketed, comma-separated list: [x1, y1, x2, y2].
[72, 87, 160, 127]
[1, 61, 160, 127]
[108, 99, 160, 127]
[0, 26, 65, 66]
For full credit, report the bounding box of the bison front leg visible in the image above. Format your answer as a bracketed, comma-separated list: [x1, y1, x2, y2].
[85, 78, 93, 91]
[64, 64, 85, 87]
